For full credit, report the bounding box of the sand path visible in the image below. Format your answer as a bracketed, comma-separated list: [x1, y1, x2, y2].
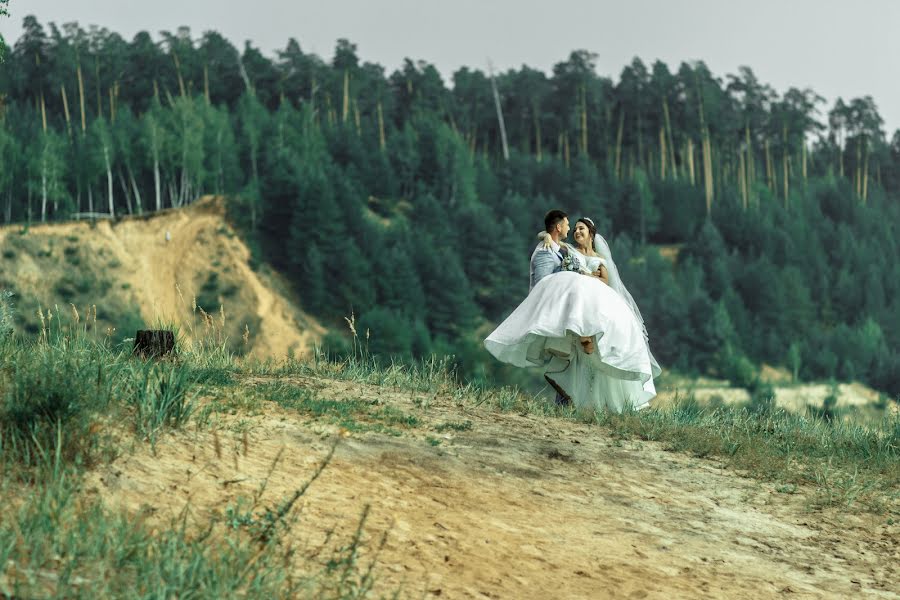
[87, 375, 899, 599]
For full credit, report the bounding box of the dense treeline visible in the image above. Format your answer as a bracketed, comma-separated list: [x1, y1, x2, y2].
[0, 17, 898, 395]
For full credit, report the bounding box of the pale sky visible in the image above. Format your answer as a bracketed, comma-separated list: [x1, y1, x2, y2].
[3, 0, 899, 136]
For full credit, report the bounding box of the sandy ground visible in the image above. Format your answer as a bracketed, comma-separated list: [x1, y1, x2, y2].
[0, 197, 323, 358]
[86, 375, 899, 599]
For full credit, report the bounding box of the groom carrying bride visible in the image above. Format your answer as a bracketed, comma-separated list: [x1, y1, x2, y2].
[530, 210, 608, 359]
[484, 208, 661, 414]
[528, 209, 610, 403]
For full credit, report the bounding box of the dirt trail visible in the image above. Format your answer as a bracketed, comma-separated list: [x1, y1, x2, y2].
[87, 376, 899, 599]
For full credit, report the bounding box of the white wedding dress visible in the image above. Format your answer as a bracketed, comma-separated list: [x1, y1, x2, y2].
[484, 246, 658, 413]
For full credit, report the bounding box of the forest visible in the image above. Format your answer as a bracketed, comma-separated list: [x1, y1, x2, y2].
[0, 16, 898, 396]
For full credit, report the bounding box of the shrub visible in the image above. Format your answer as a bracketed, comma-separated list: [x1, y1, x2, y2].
[122, 360, 197, 440]
[0, 340, 116, 466]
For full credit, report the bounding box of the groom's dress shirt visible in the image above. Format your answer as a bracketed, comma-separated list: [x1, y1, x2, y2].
[530, 239, 565, 291]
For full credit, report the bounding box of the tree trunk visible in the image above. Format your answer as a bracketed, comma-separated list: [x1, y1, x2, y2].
[41, 150, 48, 222]
[342, 70, 350, 123]
[488, 64, 509, 161]
[95, 55, 103, 118]
[765, 139, 774, 192]
[203, 64, 210, 105]
[782, 125, 789, 207]
[77, 63, 87, 133]
[377, 101, 386, 152]
[40, 92, 47, 133]
[703, 134, 713, 216]
[687, 139, 695, 185]
[109, 87, 116, 123]
[154, 155, 161, 211]
[60, 84, 72, 137]
[133, 330, 176, 358]
[533, 104, 542, 162]
[862, 142, 869, 203]
[127, 165, 143, 214]
[696, 89, 713, 213]
[614, 109, 625, 180]
[636, 112, 644, 171]
[783, 152, 789, 207]
[801, 141, 807, 183]
[604, 105, 612, 168]
[838, 139, 844, 178]
[118, 170, 133, 215]
[745, 125, 755, 194]
[739, 148, 748, 210]
[104, 145, 114, 217]
[580, 84, 588, 157]
[173, 53, 186, 98]
[659, 127, 667, 178]
[855, 138, 862, 198]
[180, 142, 189, 207]
[563, 132, 570, 169]
[663, 98, 677, 178]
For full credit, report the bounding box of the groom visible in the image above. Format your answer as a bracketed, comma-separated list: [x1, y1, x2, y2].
[529, 209, 578, 405]
[530, 209, 569, 290]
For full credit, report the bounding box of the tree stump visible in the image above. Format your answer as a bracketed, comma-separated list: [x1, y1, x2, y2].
[133, 330, 175, 358]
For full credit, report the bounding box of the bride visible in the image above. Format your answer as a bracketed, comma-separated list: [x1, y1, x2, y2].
[484, 217, 660, 413]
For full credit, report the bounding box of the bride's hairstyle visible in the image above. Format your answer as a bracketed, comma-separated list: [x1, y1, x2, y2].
[577, 217, 597, 249]
[544, 209, 568, 233]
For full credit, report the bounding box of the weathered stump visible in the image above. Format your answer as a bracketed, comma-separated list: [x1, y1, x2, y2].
[133, 330, 175, 358]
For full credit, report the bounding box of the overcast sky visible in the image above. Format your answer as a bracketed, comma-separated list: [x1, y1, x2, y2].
[3, 0, 899, 135]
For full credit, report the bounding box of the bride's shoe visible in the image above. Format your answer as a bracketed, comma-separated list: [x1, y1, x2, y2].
[545, 374, 572, 406]
[580, 336, 595, 354]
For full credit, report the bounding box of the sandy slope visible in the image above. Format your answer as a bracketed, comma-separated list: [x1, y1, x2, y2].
[0, 197, 323, 358]
[86, 375, 899, 599]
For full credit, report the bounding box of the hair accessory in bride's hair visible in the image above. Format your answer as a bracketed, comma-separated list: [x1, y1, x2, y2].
[581, 217, 595, 227]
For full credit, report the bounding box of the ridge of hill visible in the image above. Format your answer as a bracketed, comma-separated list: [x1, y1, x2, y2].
[0, 196, 323, 358]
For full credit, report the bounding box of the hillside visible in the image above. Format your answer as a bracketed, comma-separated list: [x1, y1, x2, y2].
[0, 196, 323, 358]
[80, 368, 898, 599]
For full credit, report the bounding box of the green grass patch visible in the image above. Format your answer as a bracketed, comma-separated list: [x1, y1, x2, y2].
[252, 381, 420, 436]
[0, 338, 118, 467]
[593, 398, 900, 513]
[434, 420, 473, 433]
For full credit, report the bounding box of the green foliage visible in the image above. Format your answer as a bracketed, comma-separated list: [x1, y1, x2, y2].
[358, 307, 413, 360]
[0, 337, 116, 466]
[122, 360, 197, 440]
[0, 17, 898, 396]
